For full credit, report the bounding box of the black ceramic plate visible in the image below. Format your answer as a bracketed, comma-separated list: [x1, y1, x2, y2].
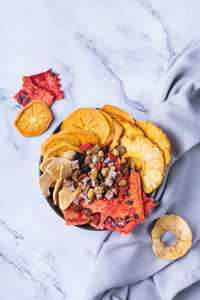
[39, 122, 105, 230]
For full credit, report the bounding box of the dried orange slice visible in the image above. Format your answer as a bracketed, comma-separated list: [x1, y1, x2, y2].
[14, 100, 52, 136]
[61, 108, 110, 144]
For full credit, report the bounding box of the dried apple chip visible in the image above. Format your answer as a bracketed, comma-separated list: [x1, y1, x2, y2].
[53, 178, 64, 205]
[152, 215, 192, 261]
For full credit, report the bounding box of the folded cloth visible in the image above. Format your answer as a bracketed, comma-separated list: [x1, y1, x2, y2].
[83, 36, 200, 300]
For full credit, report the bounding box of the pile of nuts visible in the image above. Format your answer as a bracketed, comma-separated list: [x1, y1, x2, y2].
[63, 142, 136, 205]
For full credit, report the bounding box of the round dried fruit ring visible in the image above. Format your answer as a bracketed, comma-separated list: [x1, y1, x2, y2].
[14, 99, 52, 136]
[151, 214, 192, 261]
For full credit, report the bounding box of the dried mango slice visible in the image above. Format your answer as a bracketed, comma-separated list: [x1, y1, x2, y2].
[41, 133, 80, 157]
[43, 141, 83, 160]
[101, 105, 135, 125]
[136, 121, 171, 166]
[110, 120, 123, 150]
[152, 215, 192, 261]
[61, 108, 110, 144]
[60, 128, 100, 145]
[120, 136, 165, 193]
[14, 100, 52, 136]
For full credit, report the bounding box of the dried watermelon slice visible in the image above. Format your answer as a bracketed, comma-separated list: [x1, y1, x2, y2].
[63, 207, 92, 225]
[14, 69, 64, 107]
[142, 192, 158, 216]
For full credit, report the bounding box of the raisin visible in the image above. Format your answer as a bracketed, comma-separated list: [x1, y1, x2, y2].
[81, 164, 90, 174]
[26, 97, 30, 104]
[125, 191, 130, 197]
[72, 152, 85, 166]
[83, 208, 92, 217]
[114, 194, 118, 198]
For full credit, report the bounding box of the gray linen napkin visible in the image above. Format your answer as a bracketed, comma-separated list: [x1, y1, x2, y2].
[83, 36, 200, 300]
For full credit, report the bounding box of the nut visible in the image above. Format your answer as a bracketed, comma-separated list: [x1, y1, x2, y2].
[101, 167, 109, 177]
[92, 145, 101, 153]
[88, 188, 95, 200]
[85, 155, 92, 165]
[94, 186, 104, 194]
[81, 183, 87, 191]
[111, 188, 118, 195]
[112, 148, 119, 157]
[86, 149, 93, 155]
[71, 169, 80, 182]
[89, 168, 98, 180]
[118, 179, 127, 187]
[78, 181, 82, 187]
[89, 163, 96, 169]
[121, 157, 127, 164]
[110, 166, 116, 171]
[75, 187, 82, 196]
[98, 150, 104, 157]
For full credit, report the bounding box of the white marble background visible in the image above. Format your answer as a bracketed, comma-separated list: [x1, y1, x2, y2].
[1, 0, 200, 299]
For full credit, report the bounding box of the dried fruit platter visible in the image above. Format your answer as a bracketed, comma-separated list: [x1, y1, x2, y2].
[39, 105, 171, 235]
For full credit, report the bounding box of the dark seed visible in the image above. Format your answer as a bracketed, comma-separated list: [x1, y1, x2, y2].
[124, 215, 130, 224]
[117, 218, 122, 222]
[26, 97, 30, 103]
[110, 217, 115, 222]
[133, 213, 139, 220]
[118, 224, 124, 229]
[83, 208, 92, 217]
[114, 194, 118, 198]
[18, 95, 24, 103]
[125, 191, 130, 197]
[126, 200, 133, 206]
[110, 221, 116, 227]
[50, 70, 55, 77]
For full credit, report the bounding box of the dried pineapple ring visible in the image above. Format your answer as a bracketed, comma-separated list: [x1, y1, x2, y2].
[136, 121, 171, 167]
[14, 100, 52, 136]
[120, 136, 165, 193]
[152, 215, 192, 261]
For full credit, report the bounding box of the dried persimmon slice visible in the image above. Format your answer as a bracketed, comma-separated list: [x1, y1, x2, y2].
[61, 108, 110, 144]
[14, 100, 52, 136]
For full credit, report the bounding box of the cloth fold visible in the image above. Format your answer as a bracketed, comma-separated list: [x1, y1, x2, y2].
[83, 36, 200, 300]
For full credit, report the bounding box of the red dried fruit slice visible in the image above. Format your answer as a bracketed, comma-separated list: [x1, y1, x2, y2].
[142, 192, 158, 216]
[79, 143, 93, 151]
[104, 216, 138, 235]
[63, 207, 92, 225]
[14, 69, 64, 107]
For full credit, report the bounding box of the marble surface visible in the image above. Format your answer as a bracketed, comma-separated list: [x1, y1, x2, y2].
[1, 0, 200, 299]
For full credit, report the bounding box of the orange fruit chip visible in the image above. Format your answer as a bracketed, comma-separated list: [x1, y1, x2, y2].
[61, 108, 110, 144]
[120, 119, 144, 137]
[100, 111, 115, 143]
[110, 120, 123, 150]
[100, 105, 135, 125]
[43, 141, 83, 160]
[41, 133, 80, 157]
[14, 100, 52, 136]
[60, 128, 100, 145]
